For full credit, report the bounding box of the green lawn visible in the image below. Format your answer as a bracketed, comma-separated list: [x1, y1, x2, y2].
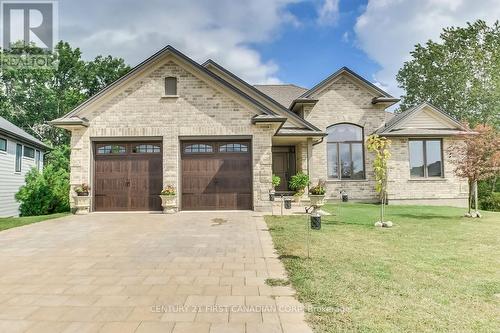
[265, 204, 500, 333]
[0, 213, 69, 232]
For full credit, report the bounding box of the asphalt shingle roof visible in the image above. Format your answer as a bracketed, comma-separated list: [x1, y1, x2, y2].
[0, 116, 49, 149]
[253, 84, 308, 108]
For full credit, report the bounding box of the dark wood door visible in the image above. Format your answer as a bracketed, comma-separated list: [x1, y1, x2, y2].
[94, 142, 162, 211]
[272, 146, 296, 191]
[181, 141, 252, 210]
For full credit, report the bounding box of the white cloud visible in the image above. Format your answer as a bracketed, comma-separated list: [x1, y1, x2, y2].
[317, 0, 340, 25]
[59, 0, 300, 84]
[354, 0, 500, 98]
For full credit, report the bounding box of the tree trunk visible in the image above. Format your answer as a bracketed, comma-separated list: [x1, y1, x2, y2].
[468, 179, 473, 214]
[474, 180, 479, 215]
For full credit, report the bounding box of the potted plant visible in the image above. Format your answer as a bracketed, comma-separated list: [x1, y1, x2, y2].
[73, 183, 91, 215]
[160, 185, 177, 214]
[289, 172, 310, 203]
[309, 180, 326, 207]
[269, 174, 281, 201]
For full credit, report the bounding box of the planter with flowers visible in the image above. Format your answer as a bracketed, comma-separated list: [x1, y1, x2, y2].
[160, 185, 177, 214]
[289, 172, 310, 203]
[269, 174, 281, 201]
[73, 183, 91, 215]
[309, 180, 326, 208]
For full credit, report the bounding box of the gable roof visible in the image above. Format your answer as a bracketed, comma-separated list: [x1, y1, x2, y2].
[376, 102, 471, 136]
[296, 66, 396, 103]
[0, 116, 50, 149]
[56, 45, 284, 122]
[202, 59, 322, 132]
[253, 84, 307, 109]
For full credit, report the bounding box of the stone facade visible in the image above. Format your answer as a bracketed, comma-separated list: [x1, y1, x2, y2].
[304, 74, 386, 201]
[62, 51, 469, 211]
[68, 58, 276, 212]
[387, 137, 468, 206]
[302, 74, 468, 207]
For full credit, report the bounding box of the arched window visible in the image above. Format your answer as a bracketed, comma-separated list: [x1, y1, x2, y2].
[327, 123, 365, 179]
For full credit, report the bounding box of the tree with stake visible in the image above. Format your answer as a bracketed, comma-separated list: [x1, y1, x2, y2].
[448, 125, 500, 218]
[366, 135, 392, 227]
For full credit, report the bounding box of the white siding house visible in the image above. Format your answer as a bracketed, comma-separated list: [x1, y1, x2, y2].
[0, 116, 50, 217]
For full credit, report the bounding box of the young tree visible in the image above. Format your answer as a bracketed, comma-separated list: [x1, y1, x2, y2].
[397, 20, 500, 127]
[448, 125, 500, 217]
[366, 135, 391, 225]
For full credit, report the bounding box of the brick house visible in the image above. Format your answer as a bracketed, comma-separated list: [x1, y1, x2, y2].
[50, 46, 471, 212]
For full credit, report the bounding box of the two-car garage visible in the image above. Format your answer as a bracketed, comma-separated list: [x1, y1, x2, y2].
[93, 140, 252, 212]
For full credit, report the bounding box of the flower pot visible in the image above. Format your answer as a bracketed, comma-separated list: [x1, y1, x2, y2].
[160, 195, 177, 214]
[73, 195, 91, 215]
[309, 194, 326, 207]
[269, 190, 276, 201]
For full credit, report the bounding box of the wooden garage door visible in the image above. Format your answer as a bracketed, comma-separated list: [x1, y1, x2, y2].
[181, 140, 252, 210]
[94, 142, 162, 211]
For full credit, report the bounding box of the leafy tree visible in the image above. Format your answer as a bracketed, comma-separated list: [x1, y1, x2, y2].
[0, 41, 130, 146]
[366, 135, 391, 224]
[397, 20, 500, 127]
[448, 125, 500, 217]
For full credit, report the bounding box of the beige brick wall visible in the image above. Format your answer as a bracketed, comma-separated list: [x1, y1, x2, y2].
[304, 74, 385, 201]
[303, 74, 468, 206]
[387, 137, 468, 207]
[68, 58, 275, 211]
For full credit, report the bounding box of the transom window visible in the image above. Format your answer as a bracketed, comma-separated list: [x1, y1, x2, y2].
[23, 146, 35, 158]
[133, 144, 160, 153]
[327, 123, 365, 179]
[184, 144, 213, 153]
[219, 143, 248, 152]
[97, 145, 126, 155]
[409, 139, 443, 178]
[165, 77, 177, 96]
[0, 138, 6, 151]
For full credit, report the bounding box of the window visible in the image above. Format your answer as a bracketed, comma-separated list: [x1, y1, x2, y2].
[165, 77, 177, 96]
[184, 144, 213, 153]
[97, 145, 126, 154]
[409, 139, 443, 178]
[132, 144, 160, 153]
[35, 150, 42, 170]
[15, 144, 22, 172]
[219, 143, 248, 152]
[23, 146, 35, 158]
[0, 138, 6, 151]
[327, 124, 365, 179]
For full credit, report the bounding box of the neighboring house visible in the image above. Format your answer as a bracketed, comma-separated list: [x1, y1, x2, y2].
[50, 45, 472, 213]
[0, 116, 49, 217]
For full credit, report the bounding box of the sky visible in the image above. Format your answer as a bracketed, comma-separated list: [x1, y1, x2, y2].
[58, 0, 500, 99]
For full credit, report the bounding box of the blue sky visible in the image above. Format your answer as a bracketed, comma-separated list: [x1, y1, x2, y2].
[58, 0, 499, 98]
[255, 0, 377, 88]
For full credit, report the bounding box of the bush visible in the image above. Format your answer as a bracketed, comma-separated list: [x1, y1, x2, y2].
[15, 145, 70, 216]
[289, 172, 310, 192]
[479, 192, 500, 212]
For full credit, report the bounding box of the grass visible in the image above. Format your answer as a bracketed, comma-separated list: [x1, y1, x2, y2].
[0, 213, 69, 232]
[265, 203, 500, 333]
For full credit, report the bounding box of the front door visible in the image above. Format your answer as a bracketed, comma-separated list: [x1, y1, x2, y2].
[94, 142, 163, 211]
[272, 146, 296, 192]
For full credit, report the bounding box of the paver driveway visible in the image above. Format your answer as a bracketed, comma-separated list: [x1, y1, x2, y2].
[0, 212, 312, 333]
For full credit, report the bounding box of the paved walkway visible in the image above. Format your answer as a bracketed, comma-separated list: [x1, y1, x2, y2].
[0, 212, 312, 333]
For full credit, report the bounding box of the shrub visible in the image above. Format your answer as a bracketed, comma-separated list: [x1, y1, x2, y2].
[479, 192, 500, 212]
[289, 172, 310, 193]
[15, 145, 70, 216]
[272, 174, 281, 189]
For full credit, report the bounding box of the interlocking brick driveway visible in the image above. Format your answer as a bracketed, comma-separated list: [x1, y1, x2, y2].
[0, 212, 312, 333]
